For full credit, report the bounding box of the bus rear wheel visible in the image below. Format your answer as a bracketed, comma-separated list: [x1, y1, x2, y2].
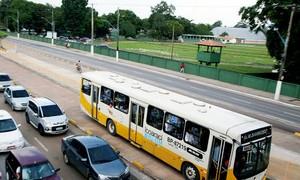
[182, 163, 199, 180]
[107, 119, 116, 136]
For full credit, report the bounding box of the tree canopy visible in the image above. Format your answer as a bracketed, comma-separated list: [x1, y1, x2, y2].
[240, 0, 300, 83]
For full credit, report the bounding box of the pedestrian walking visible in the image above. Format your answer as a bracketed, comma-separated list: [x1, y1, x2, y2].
[180, 62, 185, 73]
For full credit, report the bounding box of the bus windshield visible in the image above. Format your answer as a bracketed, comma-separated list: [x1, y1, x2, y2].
[233, 137, 271, 179]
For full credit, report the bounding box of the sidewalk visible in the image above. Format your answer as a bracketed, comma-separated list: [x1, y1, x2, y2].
[1, 38, 300, 180]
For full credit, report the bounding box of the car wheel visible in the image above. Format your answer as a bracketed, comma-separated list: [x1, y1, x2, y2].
[25, 113, 30, 124]
[107, 119, 116, 136]
[87, 174, 94, 180]
[182, 163, 199, 180]
[38, 125, 45, 136]
[63, 152, 70, 165]
[11, 104, 15, 111]
[4, 98, 7, 104]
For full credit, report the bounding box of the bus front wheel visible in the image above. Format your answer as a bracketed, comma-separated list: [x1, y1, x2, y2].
[182, 163, 199, 180]
[107, 119, 116, 136]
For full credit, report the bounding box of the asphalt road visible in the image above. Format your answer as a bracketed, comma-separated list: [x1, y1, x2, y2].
[8, 37, 300, 132]
[0, 95, 145, 180]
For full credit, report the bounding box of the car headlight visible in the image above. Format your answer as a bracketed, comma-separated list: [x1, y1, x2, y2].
[124, 166, 129, 174]
[98, 174, 109, 180]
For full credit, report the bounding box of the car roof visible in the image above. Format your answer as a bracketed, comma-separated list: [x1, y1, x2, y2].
[7, 85, 26, 91]
[30, 97, 56, 106]
[74, 135, 108, 148]
[0, 110, 13, 120]
[10, 146, 48, 166]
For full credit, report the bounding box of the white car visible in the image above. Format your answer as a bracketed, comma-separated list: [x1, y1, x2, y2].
[0, 110, 25, 152]
[0, 73, 12, 91]
[25, 97, 69, 135]
[4, 86, 30, 111]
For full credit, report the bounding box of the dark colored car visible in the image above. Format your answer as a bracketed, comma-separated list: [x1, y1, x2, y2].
[61, 135, 130, 180]
[5, 146, 61, 180]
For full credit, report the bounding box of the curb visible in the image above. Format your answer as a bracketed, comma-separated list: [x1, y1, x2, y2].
[69, 119, 93, 135]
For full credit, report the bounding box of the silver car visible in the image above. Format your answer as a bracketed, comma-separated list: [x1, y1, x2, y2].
[25, 97, 69, 135]
[0, 73, 12, 91]
[4, 85, 30, 111]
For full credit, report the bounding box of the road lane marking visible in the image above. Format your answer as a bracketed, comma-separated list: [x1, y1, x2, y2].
[34, 137, 49, 152]
[283, 111, 300, 118]
[230, 97, 252, 104]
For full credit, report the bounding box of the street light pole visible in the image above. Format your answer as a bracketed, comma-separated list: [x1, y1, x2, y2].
[116, 8, 120, 62]
[51, 8, 54, 46]
[274, 5, 296, 100]
[170, 24, 175, 60]
[91, 3, 94, 55]
[17, 10, 20, 39]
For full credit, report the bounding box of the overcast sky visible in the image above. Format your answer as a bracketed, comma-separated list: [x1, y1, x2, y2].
[28, 0, 257, 27]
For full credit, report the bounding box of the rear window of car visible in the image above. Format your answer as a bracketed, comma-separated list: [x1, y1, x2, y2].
[12, 90, 29, 98]
[41, 105, 63, 117]
[0, 75, 11, 81]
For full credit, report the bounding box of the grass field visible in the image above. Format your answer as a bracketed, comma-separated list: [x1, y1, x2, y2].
[106, 41, 275, 74]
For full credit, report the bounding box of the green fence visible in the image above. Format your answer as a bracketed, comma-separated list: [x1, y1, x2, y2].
[12, 34, 300, 99]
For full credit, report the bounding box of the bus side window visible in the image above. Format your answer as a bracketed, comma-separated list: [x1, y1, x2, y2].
[146, 105, 164, 130]
[184, 121, 210, 151]
[114, 91, 129, 114]
[81, 79, 91, 95]
[100, 86, 114, 105]
[163, 113, 185, 140]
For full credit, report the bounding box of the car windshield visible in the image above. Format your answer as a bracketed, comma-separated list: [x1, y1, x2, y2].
[12, 90, 29, 98]
[234, 137, 271, 179]
[0, 119, 17, 133]
[22, 161, 55, 180]
[88, 145, 118, 164]
[0, 75, 10, 81]
[41, 105, 63, 117]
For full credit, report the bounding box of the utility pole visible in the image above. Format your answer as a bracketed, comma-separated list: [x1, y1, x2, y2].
[170, 24, 175, 60]
[17, 10, 20, 39]
[51, 8, 55, 46]
[116, 8, 120, 62]
[91, 3, 94, 55]
[274, 5, 296, 100]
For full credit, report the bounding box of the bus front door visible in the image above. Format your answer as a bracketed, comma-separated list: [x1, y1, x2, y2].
[207, 137, 232, 180]
[91, 86, 99, 120]
[129, 102, 145, 145]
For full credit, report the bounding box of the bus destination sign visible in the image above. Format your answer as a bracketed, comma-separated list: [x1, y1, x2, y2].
[241, 126, 271, 144]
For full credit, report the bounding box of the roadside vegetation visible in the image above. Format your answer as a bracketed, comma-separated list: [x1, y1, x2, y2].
[108, 40, 274, 74]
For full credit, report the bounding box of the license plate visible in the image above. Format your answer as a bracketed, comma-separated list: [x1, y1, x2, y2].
[56, 127, 63, 131]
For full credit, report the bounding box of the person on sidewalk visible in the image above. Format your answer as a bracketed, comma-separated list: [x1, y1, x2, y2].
[180, 62, 185, 73]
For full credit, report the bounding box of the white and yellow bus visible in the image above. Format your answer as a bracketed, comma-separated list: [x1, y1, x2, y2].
[80, 71, 272, 180]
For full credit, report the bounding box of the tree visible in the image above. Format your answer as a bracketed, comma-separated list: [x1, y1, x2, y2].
[234, 21, 248, 28]
[220, 32, 229, 37]
[161, 20, 184, 39]
[240, 0, 300, 83]
[148, 1, 176, 39]
[211, 20, 222, 29]
[194, 23, 213, 35]
[61, 0, 88, 36]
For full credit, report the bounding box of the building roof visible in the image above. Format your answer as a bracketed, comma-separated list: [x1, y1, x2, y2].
[212, 27, 266, 41]
[195, 40, 225, 47]
[11, 146, 48, 166]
